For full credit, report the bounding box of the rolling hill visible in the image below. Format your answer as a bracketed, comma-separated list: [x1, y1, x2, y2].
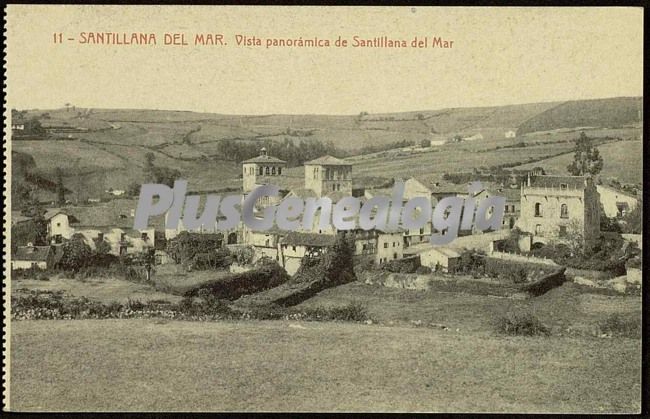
[11, 96, 643, 208]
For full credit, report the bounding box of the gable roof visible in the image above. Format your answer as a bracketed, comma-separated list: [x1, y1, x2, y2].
[304, 155, 351, 166]
[43, 208, 67, 220]
[282, 231, 337, 247]
[14, 245, 52, 262]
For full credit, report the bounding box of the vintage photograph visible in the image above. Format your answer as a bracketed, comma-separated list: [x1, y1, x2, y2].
[4, 5, 644, 413]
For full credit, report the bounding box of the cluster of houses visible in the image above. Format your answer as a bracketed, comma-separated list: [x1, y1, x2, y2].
[12, 146, 640, 275]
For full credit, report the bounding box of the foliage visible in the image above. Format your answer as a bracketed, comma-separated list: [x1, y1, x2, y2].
[94, 239, 112, 255]
[190, 248, 233, 270]
[415, 266, 432, 275]
[597, 313, 640, 338]
[143, 152, 181, 187]
[566, 132, 603, 176]
[166, 231, 224, 264]
[11, 289, 371, 324]
[453, 249, 487, 276]
[519, 268, 567, 296]
[55, 167, 66, 206]
[381, 256, 420, 273]
[496, 309, 550, 337]
[533, 232, 640, 276]
[182, 259, 289, 300]
[11, 217, 48, 253]
[11, 267, 50, 281]
[494, 228, 524, 253]
[230, 246, 255, 265]
[620, 203, 642, 234]
[294, 301, 370, 322]
[57, 238, 93, 272]
[600, 208, 622, 233]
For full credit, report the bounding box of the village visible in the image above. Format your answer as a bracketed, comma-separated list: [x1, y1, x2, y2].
[11, 136, 642, 292]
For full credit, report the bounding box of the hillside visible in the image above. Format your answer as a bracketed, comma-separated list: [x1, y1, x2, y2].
[11, 97, 642, 208]
[516, 97, 642, 135]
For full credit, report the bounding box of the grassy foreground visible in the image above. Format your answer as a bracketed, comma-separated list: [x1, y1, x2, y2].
[10, 319, 640, 413]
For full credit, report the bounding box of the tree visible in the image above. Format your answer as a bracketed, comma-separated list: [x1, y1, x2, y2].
[58, 238, 93, 272]
[419, 139, 430, 148]
[55, 168, 65, 206]
[621, 203, 642, 234]
[567, 132, 603, 176]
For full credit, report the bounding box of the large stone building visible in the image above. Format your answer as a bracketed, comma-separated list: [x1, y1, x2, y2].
[517, 174, 600, 249]
[242, 147, 287, 193]
[304, 155, 352, 197]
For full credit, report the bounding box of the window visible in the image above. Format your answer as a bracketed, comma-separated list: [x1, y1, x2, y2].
[559, 225, 567, 237]
[535, 224, 542, 235]
[265, 166, 270, 175]
[560, 204, 568, 219]
[534, 203, 542, 217]
[271, 166, 276, 175]
[56, 222, 61, 227]
[141, 232, 149, 240]
[258, 166, 264, 175]
[560, 183, 568, 190]
[419, 228, 424, 235]
[384, 243, 388, 249]
[393, 253, 398, 259]
[292, 246, 296, 251]
[278, 167, 282, 175]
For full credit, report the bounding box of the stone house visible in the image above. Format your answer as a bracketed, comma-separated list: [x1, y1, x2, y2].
[517, 174, 600, 250]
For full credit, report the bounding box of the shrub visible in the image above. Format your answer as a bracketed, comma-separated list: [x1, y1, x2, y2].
[286, 301, 370, 322]
[597, 313, 640, 338]
[166, 231, 224, 264]
[520, 268, 566, 296]
[496, 310, 550, 336]
[190, 248, 233, 270]
[184, 259, 289, 300]
[415, 266, 431, 275]
[381, 256, 420, 273]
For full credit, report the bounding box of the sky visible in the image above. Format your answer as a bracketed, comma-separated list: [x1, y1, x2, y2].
[6, 6, 644, 115]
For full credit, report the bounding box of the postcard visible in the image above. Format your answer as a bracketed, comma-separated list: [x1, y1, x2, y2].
[4, 5, 644, 413]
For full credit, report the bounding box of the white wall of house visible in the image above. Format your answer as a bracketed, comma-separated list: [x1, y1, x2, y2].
[376, 232, 403, 264]
[48, 213, 73, 242]
[597, 185, 638, 218]
[12, 260, 47, 270]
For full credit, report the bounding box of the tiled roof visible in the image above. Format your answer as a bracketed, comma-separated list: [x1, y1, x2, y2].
[304, 155, 351, 166]
[282, 232, 337, 247]
[14, 245, 51, 262]
[43, 208, 67, 220]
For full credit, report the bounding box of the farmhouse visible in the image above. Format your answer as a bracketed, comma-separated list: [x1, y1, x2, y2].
[596, 185, 638, 218]
[65, 199, 159, 256]
[44, 209, 74, 244]
[12, 244, 55, 270]
[419, 246, 461, 272]
[279, 232, 337, 275]
[505, 130, 516, 138]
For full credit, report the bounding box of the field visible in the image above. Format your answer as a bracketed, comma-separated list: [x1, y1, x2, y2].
[12, 98, 642, 202]
[9, 276, 641, 412]
[515, 140, 643, 184]
[10, 318, 640, 412]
